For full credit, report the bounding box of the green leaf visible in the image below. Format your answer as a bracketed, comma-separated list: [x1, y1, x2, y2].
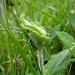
[44, 49, 69, 75]
[44, 70, 50, 75]
[56, 31, 75, 48]
[50, 25, 61, 39]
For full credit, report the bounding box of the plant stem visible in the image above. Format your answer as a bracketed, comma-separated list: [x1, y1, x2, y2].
[38, 49, 44, 75]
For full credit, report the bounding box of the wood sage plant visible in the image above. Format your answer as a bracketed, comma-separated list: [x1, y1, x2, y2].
[20, 14, 50, 75]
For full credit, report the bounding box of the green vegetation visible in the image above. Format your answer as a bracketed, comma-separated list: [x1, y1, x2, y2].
[0, 0, 75, 75]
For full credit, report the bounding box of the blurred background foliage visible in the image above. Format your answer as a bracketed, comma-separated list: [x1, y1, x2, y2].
[0, 0, 75, 75]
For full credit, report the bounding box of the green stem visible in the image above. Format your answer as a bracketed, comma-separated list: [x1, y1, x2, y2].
[38, 49, 44, 75]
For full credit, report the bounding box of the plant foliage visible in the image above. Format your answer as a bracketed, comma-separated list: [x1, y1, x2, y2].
[0, 0, 75, 75]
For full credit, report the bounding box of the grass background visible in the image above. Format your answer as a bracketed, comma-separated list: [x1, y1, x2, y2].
[0, 0, 75, 75]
